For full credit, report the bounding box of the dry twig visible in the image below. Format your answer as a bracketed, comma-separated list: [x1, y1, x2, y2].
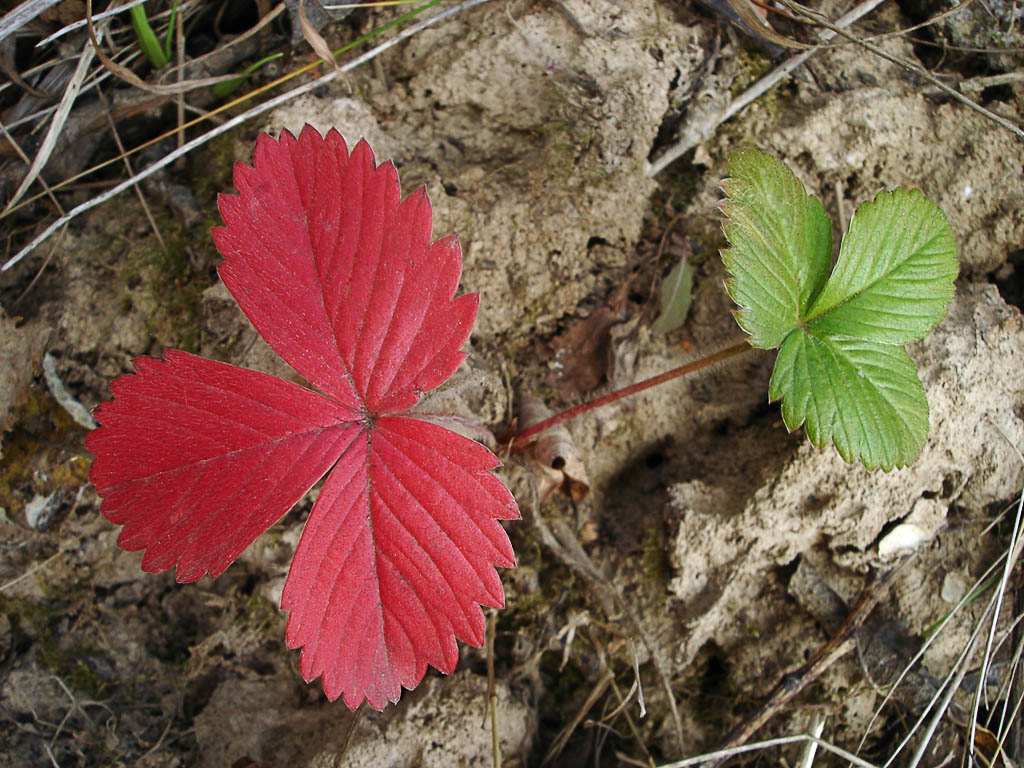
[647, 0, 887, 176]
[702, 569, 896, 768]
[528, 506, 686, 753]
[780, 0, 1024, 140]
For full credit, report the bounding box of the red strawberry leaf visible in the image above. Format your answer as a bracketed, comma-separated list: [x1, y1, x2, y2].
[87, 125, 519, 709]
[211, 130, 479, 415]
[282, 417, 515, 709]
[87, 350, 360, 582]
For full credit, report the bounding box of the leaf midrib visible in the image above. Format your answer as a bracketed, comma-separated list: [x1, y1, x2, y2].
[804, 227, 949, 325]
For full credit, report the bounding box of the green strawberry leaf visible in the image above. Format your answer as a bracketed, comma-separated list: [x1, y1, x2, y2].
[769, 333, 928, 471]
[721, 150, 958, 470]
[720, 150, 831, 349]
[806, 187, 958, 343]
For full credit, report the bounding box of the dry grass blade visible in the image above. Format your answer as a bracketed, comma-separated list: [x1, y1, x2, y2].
[0, 119, 65, 214]
[175, 0, 184, 146]
[2, 0, 401, 214]
[988, 596, 1024, 761]
[0, 0, 62, 43]
[969, 485, 1024, 764]
[606, 680, 653, 768]
[877, 564, 1004, 768]
[852, 481, 1024, 768]
[3, 0, 495, 272]
[856, 545, 1013, 753]
[900, 618, 990, 768]
[0, 55, 49, 98]
[720, 0, 811, 48]
[96, 85, 166, 247]
[798, 715, 827, 768]
[656, 734, 881, 768]
[541, 668, 615, 766]
[34, 0, 150, 48]
[486, 610, 500, 768]
[0, 551, 63, 593]
[3, 28, 100, 212]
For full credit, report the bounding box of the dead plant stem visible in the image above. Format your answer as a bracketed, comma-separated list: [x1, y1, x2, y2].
[657, 734, 880, 768]
[486, 610, 500, 768]
[176, 5, 185, 149]
[704, 569, 896, 768]
[606, 674, 655, 768]
[969, 484, 1024, 764]
[529, 509, 686, 754]
[97, 85, 166, 249]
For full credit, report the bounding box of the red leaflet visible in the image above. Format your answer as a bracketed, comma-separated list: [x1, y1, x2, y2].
[87, 125, 519, 709]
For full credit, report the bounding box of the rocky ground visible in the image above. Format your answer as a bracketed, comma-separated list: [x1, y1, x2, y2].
[1, 0, 1023, 766]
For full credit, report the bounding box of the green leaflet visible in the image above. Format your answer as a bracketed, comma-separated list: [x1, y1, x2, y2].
[131, 1, 176, 70]
[652, 256, 694, 334]
[769, 334, 928, 470]
[721, 150, 831, 348]
[806, 187, 958, 343]
[721, 150, 958, 470]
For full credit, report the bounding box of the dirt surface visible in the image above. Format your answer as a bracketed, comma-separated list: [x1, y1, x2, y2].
[2, 0, 1024, 766]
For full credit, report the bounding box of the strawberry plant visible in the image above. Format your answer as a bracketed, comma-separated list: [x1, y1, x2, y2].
[87, 126, 519, 710]
[512, 150, 958, 471]
[719, 150, 958, 469]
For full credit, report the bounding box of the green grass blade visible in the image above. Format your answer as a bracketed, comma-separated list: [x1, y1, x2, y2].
[163, 0, 179, 64]
[212, 53, 285, 99]
[331, 0, 446, 58]
[131, 3, 169, 69]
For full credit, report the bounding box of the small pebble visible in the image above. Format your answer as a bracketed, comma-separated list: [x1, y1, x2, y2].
[941, 571, 970, 604]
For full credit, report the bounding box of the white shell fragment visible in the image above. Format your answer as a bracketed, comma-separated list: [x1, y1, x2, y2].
[24, 492, 57, 529]
[878, 523, 929, 559]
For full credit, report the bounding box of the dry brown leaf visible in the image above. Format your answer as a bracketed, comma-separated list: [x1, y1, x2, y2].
[4, 26, 96, 212]
[517, 393, 590, 503]
[547, 304, 623, 400]
[297, 0, 339, 72]
[0, 311, 48, 440]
